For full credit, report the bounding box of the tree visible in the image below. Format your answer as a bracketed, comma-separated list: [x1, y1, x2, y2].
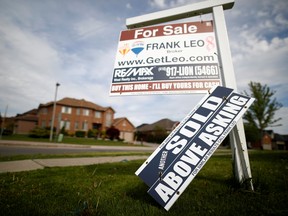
[106, 126, 120, 140]
[243, 82, 282, 146]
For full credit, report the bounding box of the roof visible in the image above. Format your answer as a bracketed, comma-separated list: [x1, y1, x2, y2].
[39, 97, 115, 112]
[113, 117, 135, 128]
[136, 118, 179, 132]
[14, 109, 38, 122]
[273, 133, 287, 142]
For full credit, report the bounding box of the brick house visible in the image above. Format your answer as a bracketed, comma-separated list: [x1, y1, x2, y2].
[135, 118, 179, 143]
[113, 117, 135, 143]
[1, 98, 136, 142]
[14, 109, 38, 134]
[37, 97, 115, 135]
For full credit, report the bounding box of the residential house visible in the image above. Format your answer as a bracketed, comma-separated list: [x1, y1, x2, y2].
[136, 118, 179, 134]
[261, 130, 288, 150]
[113, 117, 135, 143]
[1, 98, 136, 142]
[13, 109, 38, 134]
[135, 118, 179, 143]
[37, 97, 115, 135]
[246, 130, 288, 150]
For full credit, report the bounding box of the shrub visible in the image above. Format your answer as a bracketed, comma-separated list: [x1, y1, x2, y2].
[106, 126, 120, 140]
[87, 129, 98, 138]
[29, 127, 50, 138]
[75, 130, 86, 138]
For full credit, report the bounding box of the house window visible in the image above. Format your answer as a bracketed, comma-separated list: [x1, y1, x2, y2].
[105, 113, 112, 127]
[75, 121, 79, 130]
[60, 120, 70, 130]
[41, 108, 47, 114]
[41, 120, 46, 128]
[76, 108, 81, 115]
[82, 121, 88, 131]
[83, 109, 89, 116]
[61, 106, 72, 114]
[95, 111, 101, 118]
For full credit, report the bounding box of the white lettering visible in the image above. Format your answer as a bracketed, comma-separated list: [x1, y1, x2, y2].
[165, 135, 187, 155]
[163, 172, 183, 190]
[155, 183, 174, 203]
[180, 120, 201, 138]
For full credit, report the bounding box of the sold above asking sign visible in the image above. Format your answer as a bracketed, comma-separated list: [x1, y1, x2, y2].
[135, 86, 254, 210]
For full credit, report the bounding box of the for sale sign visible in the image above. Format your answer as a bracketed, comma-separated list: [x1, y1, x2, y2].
[110, 21, 221, 95]
[135, 86, 254, 210]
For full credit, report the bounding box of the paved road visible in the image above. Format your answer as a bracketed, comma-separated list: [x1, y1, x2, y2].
[0, 140, 157, 156]
[0, 144, 155, 156]
[0, 145, 101, 155]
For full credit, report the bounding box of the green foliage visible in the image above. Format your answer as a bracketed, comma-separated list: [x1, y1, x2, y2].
[0, 152, 287, 215]
[244, 123, 261, 143]
[29, 127, 50, 138]
[106, 126, 120, 140]
[87, 129, 98, 138]
[243, 81, 282, 132]
[75, 130, 86, 138]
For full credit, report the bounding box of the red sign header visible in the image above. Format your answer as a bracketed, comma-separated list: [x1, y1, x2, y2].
[120, 21, 214, 41]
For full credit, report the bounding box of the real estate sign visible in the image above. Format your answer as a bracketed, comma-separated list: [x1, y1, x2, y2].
[110, 21, 221, 95]
[135, 86, 254, 210]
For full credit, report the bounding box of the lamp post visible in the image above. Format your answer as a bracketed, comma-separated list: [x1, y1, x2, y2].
[49, 82, 60, 142]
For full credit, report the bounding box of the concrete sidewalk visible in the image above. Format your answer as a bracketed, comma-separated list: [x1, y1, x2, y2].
[0, 155, 149, 173]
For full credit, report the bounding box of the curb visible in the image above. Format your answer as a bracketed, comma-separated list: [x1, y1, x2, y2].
[0, 140, 91, 148]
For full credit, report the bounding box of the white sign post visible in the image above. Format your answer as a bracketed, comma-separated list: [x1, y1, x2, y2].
[122, 0, 254, 209]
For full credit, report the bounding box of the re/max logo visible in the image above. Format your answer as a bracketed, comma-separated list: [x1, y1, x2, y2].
[114, 67, 154, 77]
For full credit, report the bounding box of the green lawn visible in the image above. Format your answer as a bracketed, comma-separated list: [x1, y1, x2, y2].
[0, 151, 287, 215]
[0, 151, 151, 162]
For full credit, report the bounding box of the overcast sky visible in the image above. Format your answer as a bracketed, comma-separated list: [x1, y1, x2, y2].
[0, 0, 287, 134]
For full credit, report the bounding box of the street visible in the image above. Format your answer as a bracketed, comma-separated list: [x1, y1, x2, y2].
[0, 140, 156, 156]
[0, 145, 112, 156]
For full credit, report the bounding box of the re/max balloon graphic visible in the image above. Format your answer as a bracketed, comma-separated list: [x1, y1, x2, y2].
[131, 41, 144, 56]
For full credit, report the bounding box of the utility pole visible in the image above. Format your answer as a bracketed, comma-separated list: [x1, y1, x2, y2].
[49, 83, 60, 142]
[0, 105, 8, 140]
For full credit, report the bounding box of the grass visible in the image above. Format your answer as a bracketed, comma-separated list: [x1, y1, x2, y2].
[0, 151, 287, 215]
[0, 151, 151, 162]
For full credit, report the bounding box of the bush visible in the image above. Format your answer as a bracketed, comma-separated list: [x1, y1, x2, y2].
[87, 129, 98, 138]
[1, 128, 13, 136]
[75, 130, 86, 138]
[29, 127, 50, 138]
[106, 126, 120, 140]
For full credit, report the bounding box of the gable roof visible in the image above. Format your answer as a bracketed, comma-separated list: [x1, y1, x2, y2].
[137, 118, 179, 132]
[39, 97, 114, 112]
[14, 109, 38, 121]
[113, 117, 135, 128]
